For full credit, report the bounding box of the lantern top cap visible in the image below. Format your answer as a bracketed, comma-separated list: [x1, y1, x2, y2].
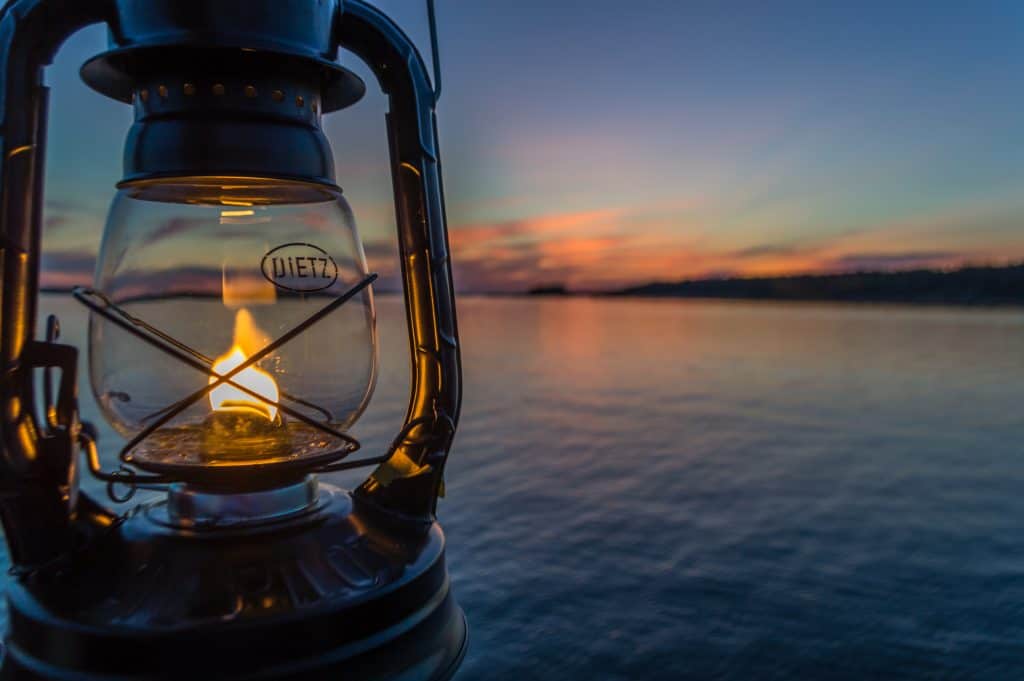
[78, 0, 368, 186]
[80, 0, 365, 113]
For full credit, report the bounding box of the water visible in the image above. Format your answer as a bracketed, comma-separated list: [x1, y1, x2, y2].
[6, 295, 1024, 679]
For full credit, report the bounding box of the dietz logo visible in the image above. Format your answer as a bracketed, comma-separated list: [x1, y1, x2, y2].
[261, 243, 339, 293]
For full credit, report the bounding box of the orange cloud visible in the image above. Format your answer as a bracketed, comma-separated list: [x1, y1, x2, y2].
[451, 208, 624, 250]
[440, 199, 1024, 292]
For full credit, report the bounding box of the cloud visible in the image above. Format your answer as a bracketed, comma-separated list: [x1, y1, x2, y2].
[141, 217, 207, 246]
[451, 209, 624, 250]
[729, 243, 813, 259]
[40, 251, 95, 289]
[45, 199, 86, 213]
[445, 205, 797, 291]
[43, 199, 106, 242]
[441, 199, 1008, 291]
[361, 239, 401, 291]
[44, 215, 69, 234]
[362, 240, 396, 261]
[825, 251, 964, 272]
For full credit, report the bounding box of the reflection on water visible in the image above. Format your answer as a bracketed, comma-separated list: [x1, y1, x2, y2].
[5, 295, 1024, 679]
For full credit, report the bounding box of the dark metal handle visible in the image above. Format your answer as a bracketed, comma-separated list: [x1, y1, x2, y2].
[0, 0, 463, 575]
[339, 0, 462, 519]
[0, 0, 114, 566]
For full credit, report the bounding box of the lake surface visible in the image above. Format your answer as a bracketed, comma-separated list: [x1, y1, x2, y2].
[5, 294, 1024, 679]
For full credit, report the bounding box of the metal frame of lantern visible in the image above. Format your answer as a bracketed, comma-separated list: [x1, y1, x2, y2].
[0, 0, 461, 560]
[0, 0, 465, 678]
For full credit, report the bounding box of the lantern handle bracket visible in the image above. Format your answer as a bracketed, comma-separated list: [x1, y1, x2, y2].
[0, 0, 117, 568]
[339, 0, 462, 518]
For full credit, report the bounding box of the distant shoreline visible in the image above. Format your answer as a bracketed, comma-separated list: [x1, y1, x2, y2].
[528, 263, 1024, 307]
[41, 263, 1024, 307]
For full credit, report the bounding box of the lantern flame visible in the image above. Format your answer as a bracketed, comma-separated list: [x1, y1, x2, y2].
[209, 309, 279, 421]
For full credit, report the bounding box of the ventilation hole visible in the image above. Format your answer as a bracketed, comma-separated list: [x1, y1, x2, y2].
[311, 101, 318, 114]
[295, 95, 304, 108]
[183, 83, 196, 96]
[158, 85, 168, 99]
[139, 89, 149, 102]
[272, 90, 284, 102]
[129, 92, 136, 104]
[244, 85, 257, 98]
[212, 83, 226, 96]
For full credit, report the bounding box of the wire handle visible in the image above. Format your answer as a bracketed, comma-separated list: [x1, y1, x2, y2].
[427, 0, 442, 103]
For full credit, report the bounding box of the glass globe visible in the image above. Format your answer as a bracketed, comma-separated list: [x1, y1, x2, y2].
[89, 178, 377, 476]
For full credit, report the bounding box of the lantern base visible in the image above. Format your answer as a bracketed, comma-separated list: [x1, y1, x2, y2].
[0, 485, 466, 681]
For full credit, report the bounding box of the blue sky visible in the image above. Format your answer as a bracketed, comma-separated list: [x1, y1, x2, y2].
[41, 0, 1024, 292]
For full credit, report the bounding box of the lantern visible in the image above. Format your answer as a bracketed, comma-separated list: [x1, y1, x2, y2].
[0, 1, 465, 679]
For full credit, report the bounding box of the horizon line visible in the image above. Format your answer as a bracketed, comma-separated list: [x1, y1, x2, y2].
[40, 259, 1024, 298]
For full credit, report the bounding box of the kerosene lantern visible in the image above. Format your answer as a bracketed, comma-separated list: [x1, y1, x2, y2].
[0, 0, 464, 678]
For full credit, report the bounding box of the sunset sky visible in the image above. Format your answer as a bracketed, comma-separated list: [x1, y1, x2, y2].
[41, 0, 1024, 293]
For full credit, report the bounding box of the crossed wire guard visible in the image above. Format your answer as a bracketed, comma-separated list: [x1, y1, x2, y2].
[66, 274, 411, 502]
